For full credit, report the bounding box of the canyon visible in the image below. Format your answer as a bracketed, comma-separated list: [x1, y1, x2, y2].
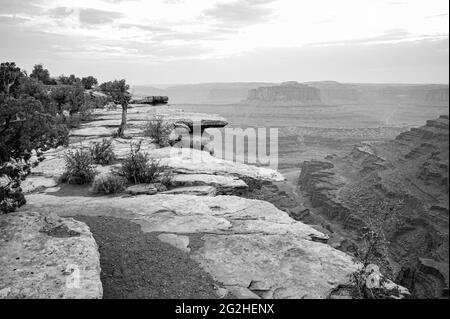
[297, 115, 449, 298]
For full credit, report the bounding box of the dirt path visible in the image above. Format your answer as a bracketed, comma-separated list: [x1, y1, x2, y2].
[73, 215, 223, 299]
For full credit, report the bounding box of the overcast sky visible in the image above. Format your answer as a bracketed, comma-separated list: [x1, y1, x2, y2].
[0, 0, 448, 85]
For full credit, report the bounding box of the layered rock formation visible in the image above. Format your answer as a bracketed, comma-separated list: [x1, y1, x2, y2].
[298, 115, 449, 298]
[0, 212, 102, 299]
[306, 81, 361, 104]
[247, 82, 322, 106]
[131, 96, 169, 105]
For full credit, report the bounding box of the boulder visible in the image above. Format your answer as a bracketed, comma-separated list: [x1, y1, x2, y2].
[0, 211, 102, 299]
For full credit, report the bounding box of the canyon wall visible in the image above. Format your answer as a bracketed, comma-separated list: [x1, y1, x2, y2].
[298, 115, 449, 298]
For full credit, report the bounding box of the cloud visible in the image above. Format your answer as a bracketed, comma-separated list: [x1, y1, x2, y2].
[103, 0, 139, 3]
[426, 13, 449, 19]
[203, 0, 275, 27]
[0, 15, 30, 25]
[0, 0, 448, 84]
[119, 23, 172, 33]
[79, 8, 124, 25]
[312, 28, 447, 47]
[163, 0, 185, 4]
[0, 0, 44, 14]
[46, 6, 124, 27]
[48, 6, 76, 18]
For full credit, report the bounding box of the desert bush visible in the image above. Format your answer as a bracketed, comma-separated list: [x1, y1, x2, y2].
[50, 84, 94, 124]
[58, 74, 81, 86]
[91, 173, 126, 195]
[61, 148, 96, 184]
[120, 141, 166, 184]
[30, 64, 55, 85]
[143, 116, 173, 147]
[89, 139, 116, 165]
[338, 200, 405, 299]
[66, 114, 82, 128]
[81, 76, 98, 90]
[158, 169, 173, 188]
[91, 94, 108, 109]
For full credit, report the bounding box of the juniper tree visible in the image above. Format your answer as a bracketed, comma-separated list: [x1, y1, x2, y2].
[99, 79, 131, 137]
[0, 62, 68, 213]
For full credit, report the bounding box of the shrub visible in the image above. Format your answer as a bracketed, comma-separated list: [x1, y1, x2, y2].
[158, 169, 173, 188]
[91, 173, 126, 195]
[66, 114, 82, 129]
[143, 116, 172, 147]
[120, 141, 166, 184]
[90, 139, 116, 165]
[335, 200, 405, 299]
[81, 76, 98, 90]
[61, 148, 96, 184]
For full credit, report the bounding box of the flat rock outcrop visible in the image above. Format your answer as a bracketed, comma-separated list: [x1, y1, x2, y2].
[23, 193, 360, 299]
[90, 106, 228, 134]
[171, 174, 248, 195]
[298, 116, 449, 298]
[157, 148, 285, 182]
[0, 212, 102, 299]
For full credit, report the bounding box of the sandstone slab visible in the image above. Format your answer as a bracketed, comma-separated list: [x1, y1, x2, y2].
[125, 184, 158, 195]
[70, 127, 114, 137]
[162, 186, 217, 196]
[171, 174, 248, 194]
[0, 212, 102, 299]
[21, 177, 58, 194]
[23, 193, 360, 298]
[148, 148, 285, 182]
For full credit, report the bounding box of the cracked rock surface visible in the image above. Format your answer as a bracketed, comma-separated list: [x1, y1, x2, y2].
[0, 212, 102, 299]
[24, 193, 358, 298]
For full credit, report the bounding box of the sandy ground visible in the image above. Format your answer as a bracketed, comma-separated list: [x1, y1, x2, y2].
[73, 215, 225, 299]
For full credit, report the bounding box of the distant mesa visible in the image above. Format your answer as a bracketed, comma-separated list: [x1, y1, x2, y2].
[132, 82, 449, 106]
[246, 81, 323, 106]
[306, 81, 361, 103]
[131, 96, 169, 105]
